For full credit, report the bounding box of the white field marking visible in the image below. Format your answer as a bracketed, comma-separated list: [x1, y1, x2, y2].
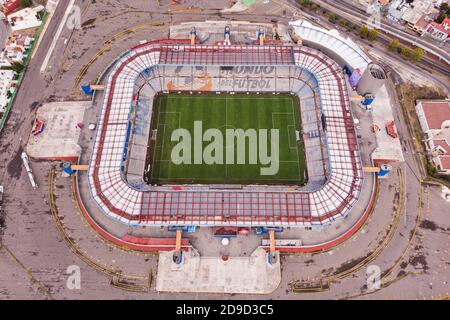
[159, 124, 166, 160]
[154, 159, 299, 163]
[159, 112, 182, 160]
[154, 111, 181, 148]
[151, 97, 164, 180]
[153, 95, 303, 181]
[286, 125, 297, 150]
[291, 98, 302, 181]
[40, 0, 75, 74]
[152, 110, 181, 179]
[270, 110, 302, 179]
[161, 96, 295, 101]
[225, 95, 228, 180]
[270, 112, 298, 155]
[148, 176, 302, 181]
[158, 110, 296, 164]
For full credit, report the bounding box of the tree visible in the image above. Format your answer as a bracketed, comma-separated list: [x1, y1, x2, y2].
[359, 25, 369, 38]
[328, 13, 337, 23]
[410, 48, 425, 62]
[367, 29, 379, 41]
[401, 47, 412, 59]
[436, 12, 447, 24]
[439, 2, 450, 15]
[20, 0, 32, 8]
[11, 61, 24, 74]
[388, 39, 400, 52]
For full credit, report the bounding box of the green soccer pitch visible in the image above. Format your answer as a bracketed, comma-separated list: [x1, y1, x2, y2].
[145, 93, 308, 185]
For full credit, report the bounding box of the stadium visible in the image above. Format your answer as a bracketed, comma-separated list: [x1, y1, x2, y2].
[88, 39, 364, 228]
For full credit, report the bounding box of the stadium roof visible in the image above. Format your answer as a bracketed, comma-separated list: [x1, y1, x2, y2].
[289, 20, 371, 72]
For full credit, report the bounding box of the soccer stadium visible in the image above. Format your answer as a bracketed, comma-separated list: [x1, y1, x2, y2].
[88, 40, 363, 228]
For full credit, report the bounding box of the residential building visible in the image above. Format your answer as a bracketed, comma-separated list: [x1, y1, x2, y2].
[401, 0, 437, 25]
[415, 99, 450, 175]
[423, 17, 450, 41]
[0, 34, 33, 67]
[0, 69, 15, 113]
[7, 5, 44, 31]
[0, 0, 20, 17]
[387, 0, 410, 22]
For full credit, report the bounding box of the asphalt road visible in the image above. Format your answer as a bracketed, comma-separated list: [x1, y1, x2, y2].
[0, 20, 9, 52]
[0, 0, 68, 183]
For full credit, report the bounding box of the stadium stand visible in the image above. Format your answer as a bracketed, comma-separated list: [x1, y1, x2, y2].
[88, 41, 363, 227]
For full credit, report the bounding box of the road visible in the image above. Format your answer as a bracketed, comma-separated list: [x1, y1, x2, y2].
[0, 0, 68, 184]
[0, 20, 9, 51]
[310, 0, 450, 66]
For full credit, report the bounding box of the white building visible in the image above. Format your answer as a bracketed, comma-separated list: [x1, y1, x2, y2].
[0, 34, 33, 67]
[0, 69, 15, 113]
[401, 0, 437, 25]
[7, 5, 44, 31]
[415, 99, 450, 175]
[387, 0, 410, 22]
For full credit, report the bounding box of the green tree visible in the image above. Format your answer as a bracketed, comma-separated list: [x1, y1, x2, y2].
[359, 25, 369, 38]
[338, 18, 347, 27]
[410, 48, 425, 62]
[388, 39, 400, 52]
[20, 0, 32, 8]
[439, 2, 450, 15]
[328, 13, 337, 23]
[298, 0, 311, 5]
[11, 61, 24, 74]
[436, 12, 447, 24]
[367, 29, 379, 41]
[401, 47, 412, 59]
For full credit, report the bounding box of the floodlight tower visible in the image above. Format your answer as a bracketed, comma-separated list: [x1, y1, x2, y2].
[190, 27, 197, 46]
[224, 26, 231, 45]
[258, 27, 265, 45]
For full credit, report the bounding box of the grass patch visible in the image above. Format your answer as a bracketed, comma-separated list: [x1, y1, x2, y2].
[145, 93, 308, 185]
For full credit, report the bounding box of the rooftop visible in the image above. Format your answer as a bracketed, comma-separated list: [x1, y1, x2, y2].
[428, 18, 450, 36]
[26, 101, 91, 162]
[419, 100, 450, 130]
[440, 156, 450, 170]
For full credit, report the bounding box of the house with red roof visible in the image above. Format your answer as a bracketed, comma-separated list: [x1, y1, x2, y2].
[423, 17, 450, 42]
[415, 99, 450, 175]
[0, 0, 20, 17]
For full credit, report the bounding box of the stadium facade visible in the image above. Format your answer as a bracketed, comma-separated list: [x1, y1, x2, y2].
[88, 40, 363, 227]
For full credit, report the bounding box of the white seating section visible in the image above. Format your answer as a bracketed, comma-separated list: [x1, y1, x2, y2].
[289, 20, 370, 71]
[88, 42, 363, 227]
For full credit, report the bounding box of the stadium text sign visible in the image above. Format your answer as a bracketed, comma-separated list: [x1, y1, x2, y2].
[171, 121, 279, 175]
